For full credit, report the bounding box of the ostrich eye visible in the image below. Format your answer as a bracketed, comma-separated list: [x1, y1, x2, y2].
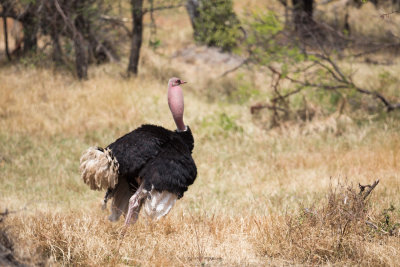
[177, 79, 181, 84]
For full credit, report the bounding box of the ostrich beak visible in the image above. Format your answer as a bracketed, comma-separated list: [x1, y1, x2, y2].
[180, 81, 187, 85]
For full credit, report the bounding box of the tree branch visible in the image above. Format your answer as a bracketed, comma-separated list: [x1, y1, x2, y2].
[265, 62, 400, 114]
[100, 14, 132, 37]
[54, 0, 82, 41]
[142, 2, 186, 14]
[220, 58, 249, 77]
[2, 11, 11, 61]
[0, 12, 17, 20]
[359, 179, 380, 200]
[250, 103, 288, 114]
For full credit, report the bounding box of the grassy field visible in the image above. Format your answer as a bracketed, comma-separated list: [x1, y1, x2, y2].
[1, 2, 400, 266]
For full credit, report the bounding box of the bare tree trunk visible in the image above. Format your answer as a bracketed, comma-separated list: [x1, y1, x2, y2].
[21, 9, 37, 54]
[74, 16, 88, 79]
[127, 0, 144, 76]
[186, 0, 200, 38]
[2, 14, 11, 61]
[54, 0, 88, 79]
[74, 38, 88, 79]
[50, 30, 63, 65]
[73, 1, 89, 79]
[292, 0, 314, 36]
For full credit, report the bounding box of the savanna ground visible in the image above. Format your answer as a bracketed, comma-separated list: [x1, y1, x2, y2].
[1, 1, 400, 266]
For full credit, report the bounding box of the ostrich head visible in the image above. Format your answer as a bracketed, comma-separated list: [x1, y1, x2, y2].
[169, 77, 187, 87]
[168, 77, 187, 131]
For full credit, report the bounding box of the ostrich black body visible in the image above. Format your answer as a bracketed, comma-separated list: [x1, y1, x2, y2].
[106, 124, 197, 198]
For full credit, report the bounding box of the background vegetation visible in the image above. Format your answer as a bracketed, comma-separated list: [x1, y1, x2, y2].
[0, 0, 400, 266]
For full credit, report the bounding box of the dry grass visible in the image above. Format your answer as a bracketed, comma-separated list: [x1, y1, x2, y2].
[254, 183, 400, 266]
[1, 1, 400, 266]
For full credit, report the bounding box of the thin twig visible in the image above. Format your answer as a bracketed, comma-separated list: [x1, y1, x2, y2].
[359, 179, 380, 200]
[379, 10, 400, 19]
[2, 11, 11, 61]
[266, 65, 400, 112]
[100, 14, 132, 22]
[54, 0, 83, 42]
[365, 220, 378, 230]
[100, 14, 132, 37]
[143, 3, 185, 14]
[220, 58, 249, 77]
[352, 43, 400, 58]
[250, 103, 288, 114]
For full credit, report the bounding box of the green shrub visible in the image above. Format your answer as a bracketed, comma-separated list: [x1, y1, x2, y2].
[193, 0, 240, 52]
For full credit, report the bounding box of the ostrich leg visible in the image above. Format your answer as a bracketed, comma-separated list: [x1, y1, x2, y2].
[102, 187, 114, 210]
[125, 182, 148, 225]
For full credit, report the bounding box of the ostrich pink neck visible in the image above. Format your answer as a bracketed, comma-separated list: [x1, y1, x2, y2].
[168, 84, 186, 131]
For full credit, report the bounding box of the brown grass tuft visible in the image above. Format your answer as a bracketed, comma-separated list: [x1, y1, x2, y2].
[253, 182, 399, 265]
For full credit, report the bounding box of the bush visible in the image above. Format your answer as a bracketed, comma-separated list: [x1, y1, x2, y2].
[193, 0, 240, 52]
[253, 181, 398, 265]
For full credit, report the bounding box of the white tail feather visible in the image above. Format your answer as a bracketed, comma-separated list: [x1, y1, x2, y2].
[80, 147, 119, 190]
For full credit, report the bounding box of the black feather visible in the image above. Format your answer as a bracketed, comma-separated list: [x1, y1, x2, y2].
[106, 124, 197, 198]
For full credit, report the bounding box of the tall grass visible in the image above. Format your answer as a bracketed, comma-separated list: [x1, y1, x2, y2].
[1, 57, 399, 265]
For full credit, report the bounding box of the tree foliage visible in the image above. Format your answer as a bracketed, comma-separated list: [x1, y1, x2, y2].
[240, 11, 400, 126]
[0, 0, 121, 79]
[190, 0, 240, 51]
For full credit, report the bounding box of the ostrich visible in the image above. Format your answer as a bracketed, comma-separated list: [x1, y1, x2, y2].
[79, 77, 197, 226]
